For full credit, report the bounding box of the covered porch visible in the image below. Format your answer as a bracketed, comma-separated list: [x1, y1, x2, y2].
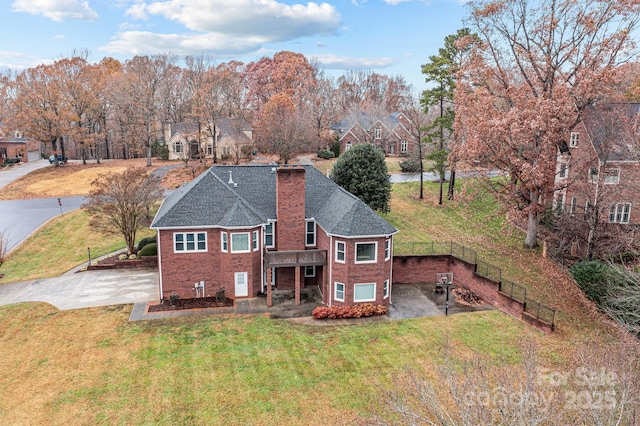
[264, 249, 327, 307]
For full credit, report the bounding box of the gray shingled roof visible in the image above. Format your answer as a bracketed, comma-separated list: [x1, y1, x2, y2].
[151, 165, 397, 237]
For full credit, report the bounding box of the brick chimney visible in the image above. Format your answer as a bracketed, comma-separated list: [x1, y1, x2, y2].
[276, 165, 306, 250]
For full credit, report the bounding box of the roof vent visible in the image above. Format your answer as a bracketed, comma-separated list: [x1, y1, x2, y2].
[228, 171, 235, 185]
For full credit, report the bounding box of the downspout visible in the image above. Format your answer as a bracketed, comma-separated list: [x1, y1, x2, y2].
[156, 229, 163, 300]
[389, 235, 394, 305]
[260, 226, 265, 293]
[329, 235, 333, 307]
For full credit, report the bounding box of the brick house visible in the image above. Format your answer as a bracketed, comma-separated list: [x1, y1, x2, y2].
[331, 112, 414, 156]
[553, 103, 640, 225]
[164, 118, 253, 162]
[150, 164, 397, 307]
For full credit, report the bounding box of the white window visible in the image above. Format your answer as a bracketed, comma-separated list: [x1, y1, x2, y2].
[206, 143, 213, 156]
[554, 193, 566, 214]
[264, 222, 275, 248]
[306, 220, 316, 247]
[174, 232, 206, 252]
[335, 282, 345, 302]
[558, 163, 568, 178]
[304, 265, 316, 278]
[383, 279, 389, 299]
[221, 232, 228, 252]
[355, 242, 377, 263]
[569, 132, 579, 148]
[345, 142, 352, 151]
[335, 241, 346, 263]
[173, 141, 183, 153]
[231, 233, 250, 253]
[374, 128, 382, 139]
[604, 168, 620, 184]
[589, 167, 599, 183]
[609, 203, 631, 224]
[570, 196, 577, 215]
[252, 230, 259, 251]
[400, 140, 408, 153]
[384, 238, 391, 261]
[354, 283, 376, 302]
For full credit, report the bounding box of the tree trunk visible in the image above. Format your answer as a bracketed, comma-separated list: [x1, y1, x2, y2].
[419, 149, 424, 200]
[448, 169, 456, 200]
[438, 177, 444, 205]
[524, 192, 540, 249]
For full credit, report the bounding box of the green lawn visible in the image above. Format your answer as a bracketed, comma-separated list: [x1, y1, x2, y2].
[0, 302, 544, 425]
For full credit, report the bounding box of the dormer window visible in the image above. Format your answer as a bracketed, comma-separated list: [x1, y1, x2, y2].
[569, 132, 579, 148]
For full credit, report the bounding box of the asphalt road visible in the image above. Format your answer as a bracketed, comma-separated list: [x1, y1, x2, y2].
[0, 196, 86, 251]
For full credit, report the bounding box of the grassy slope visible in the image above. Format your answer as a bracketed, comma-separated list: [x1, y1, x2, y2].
[0, 160, 633, 424]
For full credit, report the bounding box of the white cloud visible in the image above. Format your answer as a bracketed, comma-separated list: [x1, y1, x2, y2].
[124, 3, 148, 20]
[12, 0, 98, 22]
[102, 31, 267, 56]
[0, 50, 53, 70]
[382, 0, 412, 4]
[309, 53, 395, 70]
[105, 0, 341, 56]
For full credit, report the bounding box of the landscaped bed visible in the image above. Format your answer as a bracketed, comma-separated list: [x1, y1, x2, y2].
[147, 296, 234, 312]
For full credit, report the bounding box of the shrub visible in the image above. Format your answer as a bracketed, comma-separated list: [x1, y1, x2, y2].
[137, 236, 157, 251]
[137, 243, 157, 258]
[312, 303, 387, 319]
[330, 139, 341, 158]
[128, 254, 137, 260]
[118, 253, 128, 261]
[399, 156, 422, 173]
[570, 260, 611, 304]
[317, 148, 335, 159]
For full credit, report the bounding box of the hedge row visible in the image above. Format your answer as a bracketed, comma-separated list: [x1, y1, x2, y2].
[312, 303, 387, 319]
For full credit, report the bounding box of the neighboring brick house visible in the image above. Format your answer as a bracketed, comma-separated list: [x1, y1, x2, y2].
[150, 164, 397, 307]
[553, 103, 640, 225]
[165, 118, 253, 162]
[0, 130, 32, 164]
[331, 112, 414, 155]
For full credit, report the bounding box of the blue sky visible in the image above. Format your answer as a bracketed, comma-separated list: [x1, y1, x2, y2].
[1, 0, 469, 90]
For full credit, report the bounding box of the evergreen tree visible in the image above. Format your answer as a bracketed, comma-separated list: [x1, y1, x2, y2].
[331, 143, 391, 213]
[421, 28, 478, 203]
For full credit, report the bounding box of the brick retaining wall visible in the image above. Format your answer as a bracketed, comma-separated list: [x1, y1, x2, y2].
[393, 255, 554, 333]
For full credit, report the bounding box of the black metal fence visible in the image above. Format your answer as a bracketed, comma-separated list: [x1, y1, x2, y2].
[397, 241, 557, 327]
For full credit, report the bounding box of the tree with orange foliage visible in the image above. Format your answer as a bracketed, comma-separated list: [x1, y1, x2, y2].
[454, 0, 640, 248]
[256, 93, 311, 164]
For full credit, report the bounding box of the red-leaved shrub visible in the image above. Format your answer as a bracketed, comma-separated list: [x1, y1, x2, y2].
[312, 303, 387, 319]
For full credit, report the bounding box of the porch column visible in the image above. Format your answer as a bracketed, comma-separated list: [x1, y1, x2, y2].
[295, 266, 301, 305]
[267, 267, 273, 307]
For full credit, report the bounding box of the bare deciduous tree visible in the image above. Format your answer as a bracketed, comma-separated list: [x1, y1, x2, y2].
[84, 167, 163, 254]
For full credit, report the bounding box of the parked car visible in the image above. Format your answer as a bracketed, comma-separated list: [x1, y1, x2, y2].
[49, 154, 67, 164]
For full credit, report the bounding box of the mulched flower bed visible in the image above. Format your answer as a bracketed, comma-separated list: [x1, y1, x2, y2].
[147, 296, 234, 312]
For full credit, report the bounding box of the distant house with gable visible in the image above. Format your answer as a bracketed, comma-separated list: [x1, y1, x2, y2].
[151, 164, 397, 307]
[165, 118, 253, 162]
[331, 112, 414, 156]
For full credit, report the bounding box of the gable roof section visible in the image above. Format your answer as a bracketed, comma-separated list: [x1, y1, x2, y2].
[151, 165, 397, 237]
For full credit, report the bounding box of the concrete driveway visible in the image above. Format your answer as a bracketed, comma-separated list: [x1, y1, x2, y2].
[0, 267, 159, 310]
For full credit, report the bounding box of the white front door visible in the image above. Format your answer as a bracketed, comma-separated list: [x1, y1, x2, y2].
[235, 272, 248, 297]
